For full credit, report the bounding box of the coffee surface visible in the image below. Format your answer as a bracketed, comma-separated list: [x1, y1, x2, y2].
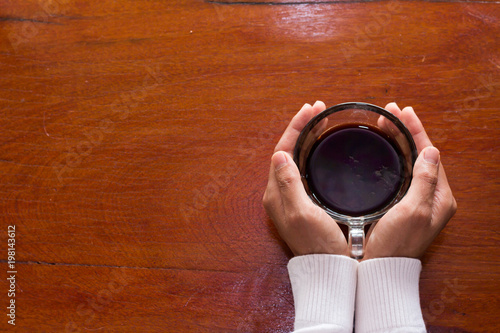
[305, 125, 403, 216]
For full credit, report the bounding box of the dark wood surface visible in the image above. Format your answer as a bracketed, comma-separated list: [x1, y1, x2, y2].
[1, 0, 499, 332]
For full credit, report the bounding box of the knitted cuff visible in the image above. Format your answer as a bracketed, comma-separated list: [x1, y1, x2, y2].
[355, 257, 426, 333]
[288, 254, 358, 333]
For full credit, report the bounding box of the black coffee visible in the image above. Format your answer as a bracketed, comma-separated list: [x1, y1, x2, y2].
[305, 124, 403, 216]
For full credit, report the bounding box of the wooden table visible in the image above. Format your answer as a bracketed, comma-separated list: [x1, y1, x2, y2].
[1, 0, 499, 331]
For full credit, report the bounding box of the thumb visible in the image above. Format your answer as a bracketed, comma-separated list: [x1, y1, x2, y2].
[272, 151, 310, 213]
[402, 146, 440, 209]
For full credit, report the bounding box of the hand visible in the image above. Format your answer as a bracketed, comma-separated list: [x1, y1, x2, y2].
[363, 103, 458, 260]
[262, 101, 349, 256]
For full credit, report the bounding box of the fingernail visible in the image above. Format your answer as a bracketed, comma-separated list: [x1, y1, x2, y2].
[424, 146, 440, 165]
[402, 106, 414, 113]
[272, 152, 288, 170]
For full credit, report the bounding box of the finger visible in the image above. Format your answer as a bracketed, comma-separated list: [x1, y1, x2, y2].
[433, 162, 456, 223]
[274, 103, 313, 154]
[385, 102, 402, 118]
[271, 151, 311, 216]
[400, 106, 433, 153]
[266, 100, 319, 215]
[397, 106, 454, 211]
[311, 100, 326, 114]
[400, 146, 440, 211]
[263, 161, 286, 226]
[377, 102, 402, 132]
[311, 118, 329, 138]
[274, 101, 325, 155]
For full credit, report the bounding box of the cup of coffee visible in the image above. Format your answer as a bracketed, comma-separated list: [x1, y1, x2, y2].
[294, 102, 418, 259]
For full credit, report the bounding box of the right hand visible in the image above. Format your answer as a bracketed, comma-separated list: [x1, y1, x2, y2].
[363, 103, 457, 260]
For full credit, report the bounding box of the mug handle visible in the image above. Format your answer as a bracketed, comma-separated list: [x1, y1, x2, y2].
[348, 224, 365, 259]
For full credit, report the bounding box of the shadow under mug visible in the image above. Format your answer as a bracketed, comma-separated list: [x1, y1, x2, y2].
[293, 102, 418, 259]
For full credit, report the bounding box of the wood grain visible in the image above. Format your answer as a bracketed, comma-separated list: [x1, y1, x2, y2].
[0, 0, 499, 331]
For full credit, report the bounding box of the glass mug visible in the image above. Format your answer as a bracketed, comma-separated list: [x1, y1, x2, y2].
[293, 102, 418, 259]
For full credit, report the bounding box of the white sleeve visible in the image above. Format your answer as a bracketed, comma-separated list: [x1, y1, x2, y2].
[287, 254, 358, 333]
[355, 257, 426, 333]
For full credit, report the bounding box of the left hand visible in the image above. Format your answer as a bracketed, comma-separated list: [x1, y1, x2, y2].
[263, 101, 349, 256]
